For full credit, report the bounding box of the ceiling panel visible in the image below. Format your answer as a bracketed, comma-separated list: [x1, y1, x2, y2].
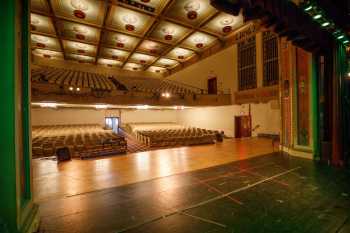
[106, 5, 155, 36]
[164, 0, 217, 27]
[124, 62, 144, 71]
[32, 49, 64, 60]
[165, 47, 195, 61]
[51, 0, 107, 26]
[99, 48, 130, 61]
[102, 31, 140, 51]
[31, 13, 56, 36]
[66, 53, 95, 63]
[147, 65, 168, 73]
[31, 34, 61, 51]
[30, 0, 246, 75]
[149, 20, 191, 44]
[203, 12, 244, 37]
[57, 20, 101, 43]
[63, 40, 97, 56]
[98, 58, 123, 68]
[113, 0, 170, 15]
[154, 58, 179, 68]
[128, 53, 157, 65]
[136, 40, 169, 56]
[181, 31, 217, 51]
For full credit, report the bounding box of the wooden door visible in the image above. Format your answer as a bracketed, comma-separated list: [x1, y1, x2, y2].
[208, 77, 217, 94]
[235, 116, 252, 138]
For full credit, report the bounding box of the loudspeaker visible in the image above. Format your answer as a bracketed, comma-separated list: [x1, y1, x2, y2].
[56, 147, 71, 162]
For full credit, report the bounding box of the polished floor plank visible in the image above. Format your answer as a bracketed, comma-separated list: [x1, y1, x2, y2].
[38, 153, 350, 233]
[33, 138, 275, 201]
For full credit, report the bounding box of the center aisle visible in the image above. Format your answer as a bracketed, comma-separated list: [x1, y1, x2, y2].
[118, 129, 149, 154]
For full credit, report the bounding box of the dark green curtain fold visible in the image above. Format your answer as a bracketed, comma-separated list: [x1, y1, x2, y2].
[334, 42, 348, 166]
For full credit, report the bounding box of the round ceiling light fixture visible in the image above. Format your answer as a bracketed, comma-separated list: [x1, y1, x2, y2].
[220, 16, 234, 33]
[147, 42, 159, 54]
[114, 36, 127, 48]
[71, 0, 89, 19]
[175, 48, 187, 59]
[73, 25, 88, 40]
[122, 14, 138, 31]
[75, 43, 87, 54]
[33, 35, 48, 48]
[184, 1, 200, 20]
[193, 35, 207, 48]
[161, 27, 175, 41]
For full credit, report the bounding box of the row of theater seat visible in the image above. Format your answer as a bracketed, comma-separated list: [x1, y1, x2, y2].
[32, 124, 127, 159]
[110, 76, 201, 95]
[31, 66, 201, 95]
[136, 128, 219, 148]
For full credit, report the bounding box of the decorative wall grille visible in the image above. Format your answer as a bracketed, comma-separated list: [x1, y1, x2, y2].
[238, 36, 257, 90]
[263, 31, 279, 86]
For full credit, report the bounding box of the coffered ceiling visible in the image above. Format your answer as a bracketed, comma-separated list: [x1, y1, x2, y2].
[30, 0, 244, 74]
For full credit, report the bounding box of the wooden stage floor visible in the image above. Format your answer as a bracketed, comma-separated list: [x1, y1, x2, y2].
[33, 138, 275, 202]
[34, 138, 350, 233]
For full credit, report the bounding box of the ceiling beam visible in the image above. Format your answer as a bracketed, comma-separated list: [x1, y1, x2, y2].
[95, 0, 110, 65]
[46, 0, 66, 58]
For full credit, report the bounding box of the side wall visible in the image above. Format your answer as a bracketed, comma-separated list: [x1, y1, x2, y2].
[167, 45, 237, 98]
[31, 108, 177, 126]
[176, 101, 280, 137]
[31, 102, 280, 137]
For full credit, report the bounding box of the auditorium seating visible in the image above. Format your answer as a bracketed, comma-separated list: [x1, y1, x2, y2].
[114, 76, 201, 95]
[31, 66, 202, 95]
[124, 123, 218, 148]
[32, 124, 127, 159]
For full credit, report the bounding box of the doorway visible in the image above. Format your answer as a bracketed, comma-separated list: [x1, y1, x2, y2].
[235, 115, 252, 138]
[208, 77, 217, 94]
[105, 117, 120, 133]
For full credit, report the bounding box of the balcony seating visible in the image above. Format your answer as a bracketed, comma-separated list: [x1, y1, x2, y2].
[32, 124, 127, 159]
[31, 66, 202, 96]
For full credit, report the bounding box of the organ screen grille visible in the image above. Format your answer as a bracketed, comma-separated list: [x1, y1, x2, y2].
[238, 36, 257, 90]
[263, 31, 279, 86]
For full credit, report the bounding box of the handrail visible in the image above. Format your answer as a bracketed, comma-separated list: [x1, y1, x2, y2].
[162, 78, 208, 94]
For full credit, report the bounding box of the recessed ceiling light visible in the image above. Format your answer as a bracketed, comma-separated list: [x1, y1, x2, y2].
[40, 102, 57, 108]
[136, 105, 149, 110]
[313, 14, 322, 19]
[95, 104, 108, 109]
[321, 22, 330, 27]
[304, 5, 313, 11]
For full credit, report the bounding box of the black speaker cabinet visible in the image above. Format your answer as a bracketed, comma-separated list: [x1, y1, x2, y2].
[56, 147, 71, 162]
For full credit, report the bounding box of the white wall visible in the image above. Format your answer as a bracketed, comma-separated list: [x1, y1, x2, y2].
[120, 109, 177, 124]
[31, 108, 177, 126]
[31, 108, 111, 126]
[176, 101, 280, 137]
[167, 45, 237, 98]
[31, 103, 280, 138]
